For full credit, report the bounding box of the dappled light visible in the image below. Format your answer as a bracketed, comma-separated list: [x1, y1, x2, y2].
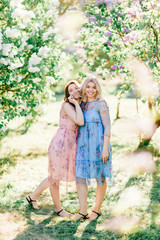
[130, 58, 158, 99]
[120, 151, 156, 177]
[98, 215, 141, 234]
[112, 186, 144, 215]
[56, 11, 87, 40]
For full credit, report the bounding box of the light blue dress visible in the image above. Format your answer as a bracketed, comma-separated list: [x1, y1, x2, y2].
[75, 100, 114, 185]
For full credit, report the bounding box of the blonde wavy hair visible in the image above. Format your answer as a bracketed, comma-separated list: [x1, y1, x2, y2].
[81, 76, 101, 102]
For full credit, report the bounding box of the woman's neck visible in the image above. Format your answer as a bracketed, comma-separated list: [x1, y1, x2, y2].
[87, 97, 96, 102]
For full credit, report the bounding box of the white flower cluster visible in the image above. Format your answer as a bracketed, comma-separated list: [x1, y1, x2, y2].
[46, 76, 56, 84]
[0, 58, 9, 66]
[0, 42, 23, 69]
[8, 61, 23, 70]
[35, 22, 44, 31]
[44, 66, 49, 72]
[17, 75, 23, 82]
[32, 78, 41, 83]
[10, 0, 24, 8]
[2, 43, 13, 56]
[18, 35, 29, 51]
[29, 53, 42, 66]
[12, 8, 35, 23]
[38, 46, 51, 58]
[32, 89, 37, 95]
[28, 67, 40, 73]
[2, 43, 18, 58]
[43, 27, 57, 41]
[28, 53, 42, 72]
[5, 27, 20, 39]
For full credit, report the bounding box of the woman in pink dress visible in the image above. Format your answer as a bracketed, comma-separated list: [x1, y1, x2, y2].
[26, 80, 84, 216]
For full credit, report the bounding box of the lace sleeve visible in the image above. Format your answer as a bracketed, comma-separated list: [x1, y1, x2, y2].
[98, 101, 111, 137]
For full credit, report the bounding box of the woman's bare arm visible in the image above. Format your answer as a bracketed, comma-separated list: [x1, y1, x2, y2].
[63, 101, 84, 126]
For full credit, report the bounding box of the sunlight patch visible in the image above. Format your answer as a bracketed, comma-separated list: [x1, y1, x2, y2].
[97, 215, 141, 234]
[74, 221, 89, 238]
[0, 212, 26, 240]
[111, 186, 144, 216]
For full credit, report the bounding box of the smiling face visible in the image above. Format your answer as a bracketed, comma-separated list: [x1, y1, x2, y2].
[68, 83, 80, 100]
[85, 81, 97, 101]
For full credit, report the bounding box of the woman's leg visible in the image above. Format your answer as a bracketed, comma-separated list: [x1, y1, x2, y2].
[49, 179, 70, 216]
[30, 177, 49, 199]
[89, 180, 107, 220]
[27, 177, 49, 209]
[75, 183, 88, 219]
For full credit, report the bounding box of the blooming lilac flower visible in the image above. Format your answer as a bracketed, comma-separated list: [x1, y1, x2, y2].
[79, 0, 85, 6]
[123, 29, 130, 33]
[104, 0, 115, 8]
[128, 1, 143, 18]
[89, 17, 97, 21]
[116, 0, 127, 2]
[111, 64, 118, 69]
[106, 40, 112, 45]
[117, 11, 122, 16]
[120, 65, 123, 69]
[95, 0, 104, 5]
[104, 31, 113, 36]
[105, 18, 112, 25]
[123, 31, 139, 42]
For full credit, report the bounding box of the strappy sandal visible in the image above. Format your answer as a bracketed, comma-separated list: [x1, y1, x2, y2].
[55, 209, 64, 216]
[77, 212, 89, 220]
[54, 209, 71, 216]
[90, 210, 101, 220]
[26, 195, 39, 209]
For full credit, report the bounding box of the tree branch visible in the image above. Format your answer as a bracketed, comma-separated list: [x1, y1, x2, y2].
[151, 24, 160, 62]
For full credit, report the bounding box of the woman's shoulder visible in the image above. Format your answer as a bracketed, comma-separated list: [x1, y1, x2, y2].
[62, 101, 69, 107]
[98, 98, 109, 106]
[62, 101, 75, 112]
[97, 98, 109, 111]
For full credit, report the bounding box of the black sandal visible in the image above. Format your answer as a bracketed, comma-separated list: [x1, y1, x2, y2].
[78, 212, 89, 219]
[92, 210, 100, 219]
[55, 209, 64, 216]
[26, 196, 39, 209]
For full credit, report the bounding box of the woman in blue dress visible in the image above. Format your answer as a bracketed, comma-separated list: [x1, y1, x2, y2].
[75, 76, 114, 220]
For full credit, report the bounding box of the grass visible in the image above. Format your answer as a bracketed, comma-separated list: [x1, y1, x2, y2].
[0, 93, 160, 240]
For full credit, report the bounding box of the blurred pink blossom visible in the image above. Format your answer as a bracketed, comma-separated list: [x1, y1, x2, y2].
[120, 151, 156, 177]
[123, 31, 139, 42]
[111, 64, 118, 69]
[96, 0, 115, 7]
[105, 18, 113, 25]
[104, 31, 113, 36]
[98, 216, 141, 234]
[89, 16, 97, 21]
[128, 0, 143, 18]
[106, 40, 112, 45]
[123, 29, 130, 33]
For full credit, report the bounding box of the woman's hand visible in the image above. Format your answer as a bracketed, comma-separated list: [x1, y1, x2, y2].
[101, 148, 109, 164]
[68, 96, 78, 105]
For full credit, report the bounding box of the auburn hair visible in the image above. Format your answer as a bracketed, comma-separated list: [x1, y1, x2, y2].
[64, 80, 80, 102]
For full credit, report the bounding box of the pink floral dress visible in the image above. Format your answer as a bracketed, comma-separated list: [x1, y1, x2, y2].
[48, 102, 78, 183]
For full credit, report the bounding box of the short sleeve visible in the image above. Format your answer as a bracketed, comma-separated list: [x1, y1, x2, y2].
[97, 100, 111, 137]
